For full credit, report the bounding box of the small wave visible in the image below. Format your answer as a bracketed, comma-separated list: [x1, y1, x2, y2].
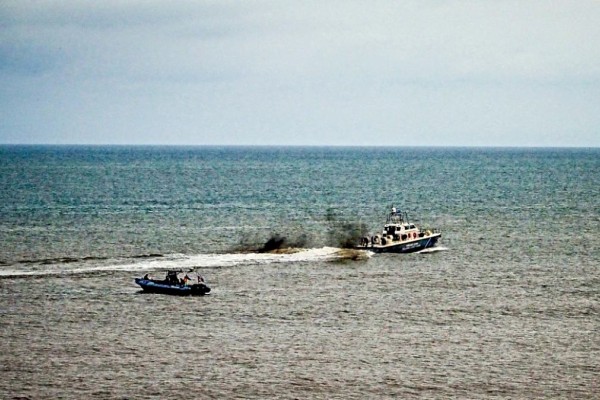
[11, 255, 111, 266]
[131, 253, 164, 259]
[0, 247, 369, 278]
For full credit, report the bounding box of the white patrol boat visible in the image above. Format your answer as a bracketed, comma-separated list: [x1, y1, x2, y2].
[356, 206, 441, 253]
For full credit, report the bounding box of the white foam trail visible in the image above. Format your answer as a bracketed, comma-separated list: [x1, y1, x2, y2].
[0, 247, 363, 278]
[417, 246, 449, 254]
[120, 247, 348, 272]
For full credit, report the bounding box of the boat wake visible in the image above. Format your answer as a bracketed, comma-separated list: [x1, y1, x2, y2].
[417, 246, 449, 254]
[0, 247, 371, 278]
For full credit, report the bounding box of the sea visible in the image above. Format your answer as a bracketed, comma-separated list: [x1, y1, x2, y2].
[0, 145, 598, 399]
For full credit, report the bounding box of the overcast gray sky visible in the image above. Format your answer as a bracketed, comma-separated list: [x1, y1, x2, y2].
[1, 1, 599, 146]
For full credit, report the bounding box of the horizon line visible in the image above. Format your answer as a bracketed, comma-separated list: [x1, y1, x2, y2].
[0, 143, 598, 150]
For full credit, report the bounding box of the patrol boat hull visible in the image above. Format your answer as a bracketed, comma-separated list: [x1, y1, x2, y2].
[358, 232, 441, 253]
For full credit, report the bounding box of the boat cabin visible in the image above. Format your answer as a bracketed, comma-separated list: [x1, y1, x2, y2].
[383, 208, 419, 237]
[383, 222, 418, 236]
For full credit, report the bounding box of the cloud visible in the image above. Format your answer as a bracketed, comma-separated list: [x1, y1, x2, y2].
[1, 1, 599, 146]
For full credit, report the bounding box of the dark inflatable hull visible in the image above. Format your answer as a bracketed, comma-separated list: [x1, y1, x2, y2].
[135, 278, 211, 296]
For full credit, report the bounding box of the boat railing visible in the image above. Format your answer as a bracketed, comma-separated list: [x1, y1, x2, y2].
[386, 211, 406, 224]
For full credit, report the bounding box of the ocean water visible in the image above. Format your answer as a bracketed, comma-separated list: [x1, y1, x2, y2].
[0, 145, 598, 399]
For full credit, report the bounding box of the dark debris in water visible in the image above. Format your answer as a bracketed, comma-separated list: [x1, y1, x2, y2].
[235, 232, 311, 253]
[260, 234, 288, 252]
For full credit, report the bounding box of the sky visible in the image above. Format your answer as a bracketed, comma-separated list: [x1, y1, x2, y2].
[1, 1, 599, 147]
